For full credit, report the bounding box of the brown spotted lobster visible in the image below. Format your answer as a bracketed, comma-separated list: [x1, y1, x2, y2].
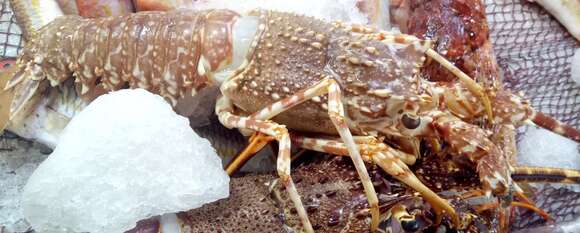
[1, 4, 579, 233]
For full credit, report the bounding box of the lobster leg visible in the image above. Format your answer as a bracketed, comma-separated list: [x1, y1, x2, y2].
[527, 111, 580, 143]
[292, 134, 417, 166]
[291, 134, 460, 226]
[222, 78, 381, 231]
[490, 125, 556, 224]
[384, 135, 420, 165]
[215, 96, 315, 233]
[225, 132, 274, 175]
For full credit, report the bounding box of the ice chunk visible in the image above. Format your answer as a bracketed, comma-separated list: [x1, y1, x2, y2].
[572, 48, 580, 86]
[0, 137, 48, 232]
[21, 89, 230, 233]
[517, 126, 579, 169]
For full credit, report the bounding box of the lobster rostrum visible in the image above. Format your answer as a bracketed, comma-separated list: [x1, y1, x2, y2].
[2, 8, 579, 233]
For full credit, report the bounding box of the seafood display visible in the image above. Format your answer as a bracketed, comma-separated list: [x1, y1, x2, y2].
[0, 0, 579, 232]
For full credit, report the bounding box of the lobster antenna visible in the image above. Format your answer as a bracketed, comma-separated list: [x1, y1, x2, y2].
[512, 166, 580, 184]
[525, 111, 580, 143]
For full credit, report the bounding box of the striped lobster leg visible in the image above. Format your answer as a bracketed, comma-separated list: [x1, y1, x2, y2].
[218, 78, 381, 232]
[489, 124, 551, 231]
[215, 95, 315, 233]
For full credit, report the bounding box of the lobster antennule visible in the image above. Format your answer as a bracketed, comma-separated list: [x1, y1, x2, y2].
[526, 111, 580, 143]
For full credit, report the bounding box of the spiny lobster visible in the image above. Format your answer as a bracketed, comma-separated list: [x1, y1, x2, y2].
[1, 6, 579, 233]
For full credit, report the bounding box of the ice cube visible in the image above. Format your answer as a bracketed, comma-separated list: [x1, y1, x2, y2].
[21, 89, 230, 233]
[517, 126, 579, 169]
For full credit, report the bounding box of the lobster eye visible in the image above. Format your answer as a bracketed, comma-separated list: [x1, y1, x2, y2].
[401, 114, 421, 129]
[400, 218, 420, 232]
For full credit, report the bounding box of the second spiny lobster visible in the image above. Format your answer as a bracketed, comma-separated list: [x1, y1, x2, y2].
[1, 7, 579, 233]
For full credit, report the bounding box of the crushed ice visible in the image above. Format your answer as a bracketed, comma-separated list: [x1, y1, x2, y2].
[20, 89, 229, 233]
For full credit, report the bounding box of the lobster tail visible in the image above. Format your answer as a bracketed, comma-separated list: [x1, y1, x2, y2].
[1, 63, 46, 127]
[528, 111, 580, 143]
[0, 64, 19, 131]
[8, 72, 42, 119]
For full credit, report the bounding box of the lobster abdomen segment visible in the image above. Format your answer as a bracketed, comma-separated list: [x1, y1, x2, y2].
[14, 10, 238, 108]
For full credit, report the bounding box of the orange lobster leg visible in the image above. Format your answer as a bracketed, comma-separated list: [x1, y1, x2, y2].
[225, 132, 274, 175]
[216, 96, 315, 233]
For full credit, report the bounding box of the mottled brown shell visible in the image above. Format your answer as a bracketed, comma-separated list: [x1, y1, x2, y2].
[221, 10, 427, 135]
